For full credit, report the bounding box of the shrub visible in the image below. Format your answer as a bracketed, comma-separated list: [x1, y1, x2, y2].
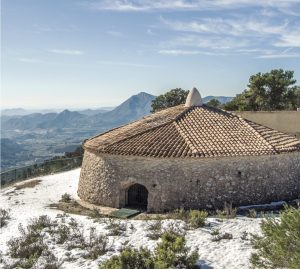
[29, 215, 53, 232]
[210, 228, 220, 236]
[164, 221, 187, 237]
[171, 208, 208, 229]
[60, 193, 71, 203]
[100, 247, 154, 269]
[52, 219, 83, 247]
[105, 219, 126, 236]
[171, 208, 188, 220]
[83, 227, 109, 259]
[0, 208, 11, 228]
[6, 215, 58, 268]
[56, 224, 71, 244]
[211, 232, 233, 242]
[216, 202, 237, 219]
[188, 210, 208, 228]
[91, 208, 102, 219]
[241, 231, 249, 241]
[146, 219, 163, 240]
[247, 209, 257, 218]
[100, 231, 199, 269]
[154, 231, 199, 268]
[7, 224, 48, 268]
[7, 215, 53, 260]
[36, 252, 63, 269]
[62, 223, 109, 259]
[251, 206, 300, 269]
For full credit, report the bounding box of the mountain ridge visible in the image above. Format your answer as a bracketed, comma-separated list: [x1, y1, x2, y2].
[0, 92, 232, 169]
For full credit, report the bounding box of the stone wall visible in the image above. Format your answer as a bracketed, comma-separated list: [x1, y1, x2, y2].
[236, 111, 300, 138]
[78, 150, 300, 212]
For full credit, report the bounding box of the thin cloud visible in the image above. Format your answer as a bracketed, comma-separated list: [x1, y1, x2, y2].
[159, 13, 300, 58]
[257, 53, 300, 58]
[84, 0, 299, 12]
[160, 16, 289, 37]
[17, 58, 42, 63]
[34, 24, 79, 34]
[275, 32, 300, 47]
[48, 49, 84, 55]
[106, 30, 124, 37]
[98, 60, 158, 67]
[159, 50, 201, 55]
[158, 49, 224, 56]
[161, 35, 250, 50]
[85, 0, 198, 12]
[147, 29, 155, 35]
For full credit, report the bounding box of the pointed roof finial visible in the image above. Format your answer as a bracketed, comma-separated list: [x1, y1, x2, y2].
[185, 87, 203, 107]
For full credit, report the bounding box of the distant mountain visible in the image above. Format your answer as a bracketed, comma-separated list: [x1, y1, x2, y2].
[203, 96, 233, 104]
[1, 113, 57, 130]
[93, 92, 155, 125]
[37, 110, 88, 129]
[1, 93, 232, 131]
[1, 108, 62, 116]
[1, 92, 155, 131]
[1, 108, 28, 116]
[1, 107, 114, 116]
[77, 107, 114, 116]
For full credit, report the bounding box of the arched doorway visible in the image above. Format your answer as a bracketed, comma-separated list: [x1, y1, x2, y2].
[126, 183, 148, 209]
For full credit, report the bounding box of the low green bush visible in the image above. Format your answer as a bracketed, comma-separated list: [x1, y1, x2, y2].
[7, 215, 53, 259]
[247, 209, 257, 218]
[216, 202, 237, 219]
[171, 208, 208, 229]
[171, 208, 188, 220]
[7, 219, 49, 268]
[188, 210, 208, 228]
[146, 218, 163, 240]
[210, 228, 220, 236]
[251, 206, 300, 269]
[0, 208, 11, 228]
[155, 231, 199, 268]
[83, 227, 109, 259]
[211, 232, 233, 242]
[100, 247, 154, 269]
[99, 231, 199, 269]
[105, 218, 127, 236]
[60, 193, 71, 203]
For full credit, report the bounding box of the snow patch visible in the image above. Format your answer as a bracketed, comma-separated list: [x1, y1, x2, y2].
[0, 168, 262, 269]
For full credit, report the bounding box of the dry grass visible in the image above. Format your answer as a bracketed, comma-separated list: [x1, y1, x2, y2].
[15, 180, 42, 190]
[49, 200, 105, 218]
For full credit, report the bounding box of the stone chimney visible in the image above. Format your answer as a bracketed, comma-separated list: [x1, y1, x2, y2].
[185, 87, 203, 107]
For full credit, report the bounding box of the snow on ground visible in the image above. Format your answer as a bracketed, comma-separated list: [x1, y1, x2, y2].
[0, 168, 262, 269]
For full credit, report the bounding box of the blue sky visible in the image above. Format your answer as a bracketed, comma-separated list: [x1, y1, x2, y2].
[2, 0, 300, 109]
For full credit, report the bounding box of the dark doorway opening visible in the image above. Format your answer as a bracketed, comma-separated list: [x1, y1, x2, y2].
[126, 184, 148, 210]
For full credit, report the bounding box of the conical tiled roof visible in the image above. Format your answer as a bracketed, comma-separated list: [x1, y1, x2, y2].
[84, 90, 300, 158]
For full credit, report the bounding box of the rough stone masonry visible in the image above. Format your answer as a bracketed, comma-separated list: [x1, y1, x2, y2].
[77, 88, 300, 212]
[78, 150, 300, 212]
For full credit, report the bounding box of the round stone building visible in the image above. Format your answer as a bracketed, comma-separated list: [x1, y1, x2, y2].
[78, 88, 300, 212]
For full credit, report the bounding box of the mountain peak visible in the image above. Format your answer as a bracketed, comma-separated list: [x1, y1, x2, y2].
[137, 91, 151, 95]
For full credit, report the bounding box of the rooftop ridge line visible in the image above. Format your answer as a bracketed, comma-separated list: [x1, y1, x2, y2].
[242, 118, 279, 153]
[85, 105, 190, 151]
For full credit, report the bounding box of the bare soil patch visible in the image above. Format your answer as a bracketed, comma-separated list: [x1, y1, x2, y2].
[48, 200, 106, 218]
[15, 180, 42, 190]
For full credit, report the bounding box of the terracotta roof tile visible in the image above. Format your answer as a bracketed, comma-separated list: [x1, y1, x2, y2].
[84, 104, 300, 158]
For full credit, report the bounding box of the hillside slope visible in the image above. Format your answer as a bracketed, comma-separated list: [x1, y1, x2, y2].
[0, 169, 261, 269]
